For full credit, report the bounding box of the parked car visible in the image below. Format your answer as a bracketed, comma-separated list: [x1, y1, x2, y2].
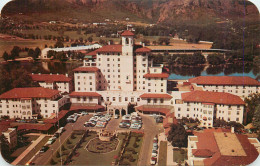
[152, 143, 158, 150]
[81, 111, 89, 116]
[152, 151, 158, 157]
[46, 138, 55, 145]
[130, 123, 141, 130]
[39, 146, 49, 153]
[114, 114, 119, 119]
[84, 122, 95, 127]
[57, 127, 65, 133]
[150, 157, 157, 165]
[122, 114, 131, 121]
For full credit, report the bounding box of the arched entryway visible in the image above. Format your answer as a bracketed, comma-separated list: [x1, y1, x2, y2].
[121, 109, 127, 116]
[115, 109, 120, 115]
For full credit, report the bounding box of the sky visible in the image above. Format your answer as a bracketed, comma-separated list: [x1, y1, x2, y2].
[0, 0, 260, 14]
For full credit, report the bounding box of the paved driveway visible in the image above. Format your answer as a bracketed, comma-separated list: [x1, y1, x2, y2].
[138, 115, 164, 166]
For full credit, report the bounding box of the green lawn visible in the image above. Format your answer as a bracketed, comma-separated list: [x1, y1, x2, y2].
[158, 141, 167, 166]
[0, 38, 56, 58]
[50, 131, 84, 165]
[70, 132, 126, 165]
[173, 148, 187, 163]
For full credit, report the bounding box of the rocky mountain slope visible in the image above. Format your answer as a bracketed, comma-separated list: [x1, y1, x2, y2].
[2, 0, 259, 23]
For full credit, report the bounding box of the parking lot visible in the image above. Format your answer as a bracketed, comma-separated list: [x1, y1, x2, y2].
[30, 111, 163, 165]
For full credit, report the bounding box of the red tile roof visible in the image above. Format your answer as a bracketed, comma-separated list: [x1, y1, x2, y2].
[0, 87, 60, 99]
[136, 105, 170, 115]
[96, 45, 122, 53]
[135, 47, 151, 53]
[189, 76, 259, 86]
[70, 104, 104, 111]
[193, 129, 259, 166]
[86, 50, 97, 56]
[121, 30, 135, 36]
[181, 91, 245, 105]
[73, 67, 99, 72]
[140, 93, 172, 99]
[17, 124, 53, 131]
[31, 74, 71, 82]
[44, 110, 68, 124]
[69, 92, 101, 97]
[192, 149, 215, 158]
[144, 73, 169, 78]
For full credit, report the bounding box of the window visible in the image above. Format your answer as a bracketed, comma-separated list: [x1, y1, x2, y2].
[118, 58, 120, 61]
[90, 76, 92, 79]
[161, 89, 163, 92]
[53, 104, 55, 107]
[113, 97, 116, 101]
[236, 118, 239, 121]
[125, 97, 128, 101]
[107, 58, 110, 61]
[137, 98, 140, 102]
[147, 99, 151, 103]
[228, 111, 231, 115]
[178, 108, 181, 111]
[77, 97, 80, 101]
[118, 64, 120, 67]
[148, 83, 151, 86]
[106, 97, 109, 101]
[83, 97, 86, 101]
[148, 89, 151, 92]
[89, 97, 93, 101]
[237, 111, 240, 115]
[107, 64, 110, 67]
[160, 99, 164, 103]
[187, 108, 190, 112]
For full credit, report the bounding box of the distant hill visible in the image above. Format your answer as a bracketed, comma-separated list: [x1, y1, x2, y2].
[1, 0, 259, 23]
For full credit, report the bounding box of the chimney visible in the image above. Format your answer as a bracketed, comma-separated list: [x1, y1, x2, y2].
[32, 73, 34, 75]
[39, 73, 41, 75]
[57, 73, 59, 75]
[50, 73, 52, 75]
[108, 41, 110, 45]
[231, 126, 235, 133]
[65, 73, 68, 77]
[142, 43, 145, 47]
[140, 42, 142, 45]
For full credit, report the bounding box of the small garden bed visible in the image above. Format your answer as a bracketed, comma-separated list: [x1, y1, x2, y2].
[158, 141, 167, 166]
[86, 138, 119, 153]
[173, 148, 187, 163]
[119, 132, 143, 165]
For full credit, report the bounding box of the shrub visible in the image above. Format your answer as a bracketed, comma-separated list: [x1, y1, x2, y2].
[56, 152, 60, 158]
[71, 133, 76, 139]
[50, 159, 56, 165]
[133, 143, 138, 148]
[66, 139, 71, 144]
[62, 145, 66, 151]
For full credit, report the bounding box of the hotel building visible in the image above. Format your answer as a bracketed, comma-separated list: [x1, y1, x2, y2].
[31, 73, 73, 93]
[0, 87, 69, 119]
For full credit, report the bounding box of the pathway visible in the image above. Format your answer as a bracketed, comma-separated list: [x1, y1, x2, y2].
[11, 135, 46, 165]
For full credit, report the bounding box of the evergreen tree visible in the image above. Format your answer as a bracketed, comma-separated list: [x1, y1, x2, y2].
[3, 51, 9, 61]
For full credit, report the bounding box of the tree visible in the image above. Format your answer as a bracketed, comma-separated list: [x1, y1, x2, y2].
[167, 124, 188, 148]
[207, 54, 225, 65]
[88, 36, 93, 43]
[0, 135, 12, 163]
[3, 51, 9, 61]
[54, 41, 64, 48]
[0, 65, 39, 94]
[245, 93, 260, 124]
[33, 47, 41, 59]
[28, 49, 35, 57]
[10, 46, 21, 60]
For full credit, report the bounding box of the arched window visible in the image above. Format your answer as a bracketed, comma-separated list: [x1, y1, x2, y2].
[126, 38, 129, 44]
